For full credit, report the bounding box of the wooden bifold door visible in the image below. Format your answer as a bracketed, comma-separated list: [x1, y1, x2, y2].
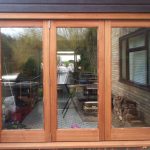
[0, 20, 105, 142]
[49, 20, 105, 141]
[0, 19, 150, 143]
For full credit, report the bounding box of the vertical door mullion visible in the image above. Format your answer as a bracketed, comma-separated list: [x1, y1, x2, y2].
[49, 21, 57, 141]
[0, 29, 2, 136]
[43, 20, 51, 141]
[98, 21, 105, 140]
[104, 20, 112, 140]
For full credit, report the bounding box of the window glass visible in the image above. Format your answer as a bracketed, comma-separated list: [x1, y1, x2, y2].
[149, 33, 150, 86]
[121, 40, 127, 79]
[129, 50, 147, 85]
[129, 34, 145, 49]
[112, 28, 150, 128]
[1, 28, 43, 129]
[57, 28, 98, 129]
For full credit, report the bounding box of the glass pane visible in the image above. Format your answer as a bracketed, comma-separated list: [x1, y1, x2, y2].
[129, 34, 145, 48]
[129, 50, 147, 85]
[112, 28, 150, 128]
[149, 33, 150, 85]
[57, 28, 98, 129]
[121, 40, 127, 79]
[1, 28, 43, 129]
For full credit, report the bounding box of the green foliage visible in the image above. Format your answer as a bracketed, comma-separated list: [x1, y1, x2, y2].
[79, 28, 97, 73]
[11, 28, 42, 71]
[38, 87, 43, 97]
[1, 34, 13, 60]
[2, 27, 97, 79]
[57, 28, 85, 51]
[57, 28, 97, 74]
[21, 57, 38, 80]
[63, 61, 70, 67]
[1, 34, 15, 74]
[5, 122, 29, 129]
[1, 28, 42, 76]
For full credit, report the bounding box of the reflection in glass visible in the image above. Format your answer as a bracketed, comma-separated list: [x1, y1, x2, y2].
[129, 34, 145, 49]
[1, 28, 43, 129]
[129, 50, 147, 84]
[57, 28, 98, 128]
[149, 33, 150, 85]
[121, 40, 127, 79]
[112, 28, 150, 128]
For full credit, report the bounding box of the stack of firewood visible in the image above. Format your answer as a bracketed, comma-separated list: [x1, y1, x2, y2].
[113, 96, 138, 123]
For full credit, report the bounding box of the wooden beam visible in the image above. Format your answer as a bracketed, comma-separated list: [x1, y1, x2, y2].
[0, 141, 150, 149]
[0, 13, 150, 20]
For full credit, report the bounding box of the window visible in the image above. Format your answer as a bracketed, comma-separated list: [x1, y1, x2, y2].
[50, 21, 105, 141]
[0, 16, 150, 148]
[119, 29, 150, 89]
[109, 21, 150, 141]
[0, 20, 50, 142]
[0, 20, 105, 142]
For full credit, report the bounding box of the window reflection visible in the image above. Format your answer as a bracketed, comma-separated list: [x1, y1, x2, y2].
[57, 28, 98, 128]
[1, 28, 43, 129]
[112, 28, 150, 128]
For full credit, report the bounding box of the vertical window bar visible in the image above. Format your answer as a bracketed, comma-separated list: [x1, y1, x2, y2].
[119, 38, 122, 80]
[146, 31, 150, 86]
[0, 28, 2, 130]
[126, 39, 129, 81]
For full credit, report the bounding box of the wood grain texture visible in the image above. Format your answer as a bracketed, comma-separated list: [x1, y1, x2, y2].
[0, 20, 43, 27]
[43, 20, 51, 141]
[0, 141, 149, 149]
[1, 130, 46, 142]
[52, 20, 105, 27]
[52, 20, 103, 141]
[49, 20, 57, 141]
[0, 28, 2, 136]
[0, 20, 49, 142]
[112, 128, 150, 140]
[0, 13, 150, 20]
[97, 21, 105, 140]
[109, 20, 150, 141]
[111, 20, 150, 27]
[56, 129, 99, 141]
[104, 21, 111, 140]
[108, 20, 150, 140]
[0, 15, 150, 145]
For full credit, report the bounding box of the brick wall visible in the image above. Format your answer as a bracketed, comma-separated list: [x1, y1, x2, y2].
[112, 28, 150, 125]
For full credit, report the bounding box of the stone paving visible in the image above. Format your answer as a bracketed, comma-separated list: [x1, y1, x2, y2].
[58, 105, 97, 129]
[22, 101, 43, 129]
[23, 100, 97, 129]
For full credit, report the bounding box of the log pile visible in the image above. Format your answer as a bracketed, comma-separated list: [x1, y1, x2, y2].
[113, 96, 139, 123]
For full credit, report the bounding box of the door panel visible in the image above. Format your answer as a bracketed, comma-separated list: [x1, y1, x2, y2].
[50, 21, 105, 141]
[0, 20, 50, 142]
[105, 20, 150, 141]
[57, 27, 98, 129]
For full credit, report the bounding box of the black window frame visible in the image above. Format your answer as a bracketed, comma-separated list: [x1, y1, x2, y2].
[119, 28, 150, 91]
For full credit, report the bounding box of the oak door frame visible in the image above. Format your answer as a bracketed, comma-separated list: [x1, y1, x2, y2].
[50, 20, 105, 142]
[0, 20, 51, 142]
[105, 20, 150, 141]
